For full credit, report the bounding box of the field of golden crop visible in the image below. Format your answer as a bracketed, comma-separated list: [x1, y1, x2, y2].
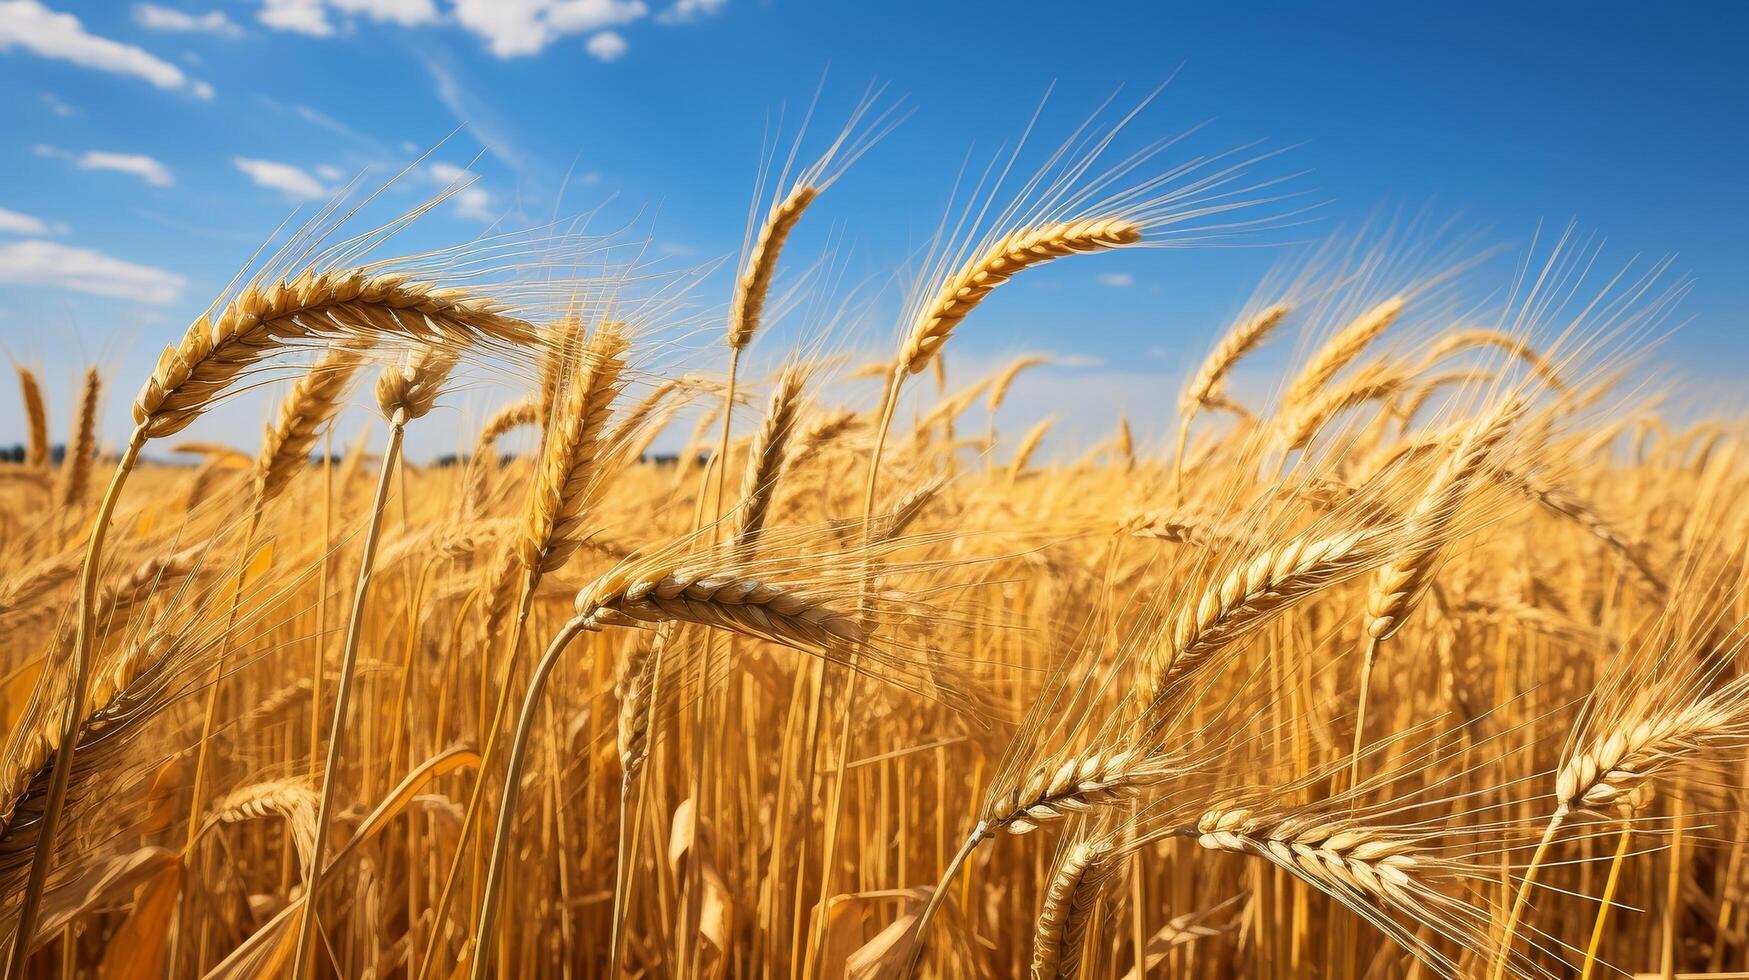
[0, 102, 1744, 979]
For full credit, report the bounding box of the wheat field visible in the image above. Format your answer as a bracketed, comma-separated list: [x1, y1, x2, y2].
[0, 100, 1745, 980]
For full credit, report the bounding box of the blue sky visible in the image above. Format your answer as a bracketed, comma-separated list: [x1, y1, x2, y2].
[1, 0, 1744, 457]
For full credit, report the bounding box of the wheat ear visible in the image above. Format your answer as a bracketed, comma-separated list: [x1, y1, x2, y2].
[1508, 469, 1666, 595]
[1030, 839, 1117, 980]
[201, 779, 320, 872]
[984, 747, 1177, 836]
[1422, 328, 1566, 391]
[53, 368, 99, 511]
[133, 270, 530, 440]
[614, 638, 659, 781]
[730, 183, 818, 350]
[989, 356, 1050, 414]
[517, 323, 630, 574]
[14, 366, 48, 470]
[1557, 678, 1749, 816]
[1277, 361, 1408, 451]
[0, 551, 82, 624]
[899, 219, 1142, 377]
[255, 346, 369, 503]
[1177, 303, 1289, 479]
[1491, 677, 1749, 980]
[733, 363, 808, 553]
[1353, 400, 1521, 775]
[1182, 304, 1291, 417]
[1136, 527, 1381, 724]
[1010, 417, 1055, 480]
[576, 564, 867, 650]
[1283, 295, 1406, 412]
[462, 398, 540, 515]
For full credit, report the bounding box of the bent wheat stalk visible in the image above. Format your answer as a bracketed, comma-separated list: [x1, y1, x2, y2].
[290, 346, 454, 980]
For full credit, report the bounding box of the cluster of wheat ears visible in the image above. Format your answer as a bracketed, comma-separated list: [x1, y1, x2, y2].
[0, 97, 1744, 980]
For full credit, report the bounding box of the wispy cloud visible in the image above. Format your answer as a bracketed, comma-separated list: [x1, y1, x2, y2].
[0, 1, 214, 99]
[133, 3, 244, 37]
[331, 0, 440, 26]
[584, 30, 628, 62]
[233, 157, 328, 199]
[0, 207, 68, 236]
[37, 145, 176, 187]
[428, 162, 497, 222]
[1096, 272, 1135, 288]
[0, 239, 186, 303]
[656, 0, 727, 24]
[421, 52, 527, 174]
[38, 91, 78, 117]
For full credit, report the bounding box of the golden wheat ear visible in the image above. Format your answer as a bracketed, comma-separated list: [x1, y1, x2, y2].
[254, 346, 371, 504]
[12, 365, 49, 470]
[52, 368, 100, 512]
[732, 362, 811, 554]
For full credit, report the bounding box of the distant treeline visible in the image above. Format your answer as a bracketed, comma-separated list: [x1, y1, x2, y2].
[0, 444, 702, 468]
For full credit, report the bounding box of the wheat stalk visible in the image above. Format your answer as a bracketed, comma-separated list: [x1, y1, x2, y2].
[291, 344, 457, 978]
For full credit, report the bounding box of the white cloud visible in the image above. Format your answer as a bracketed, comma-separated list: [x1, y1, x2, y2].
[39, 91, 78, 116]
[0, 239, 185, 303]
[584, 29, 626, 61]
[1096, 272, 1135, 288]
[38, 146, 176, 187]
[0, 1, 214, 98]
[330, 0, 439, 25]
[1053, 353, 1107, 369]
[576, 170, 602, 185]
[428, 163, 496, 221]
[0, 207, 68, 235]
[451, 186, 495, 221]
[134, 4, 244, 37]
[315, 163, 345, 181]
[258, 0, 332, 36]
[233, 157, 327, 199]
[428, 161, 469, 184]
[655, 0, 725, 24]
[452, 0, 647, 58]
